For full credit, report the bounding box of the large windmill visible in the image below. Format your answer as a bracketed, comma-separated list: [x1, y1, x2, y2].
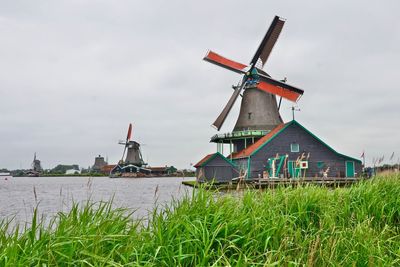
[195, 16, 362, 182]
[204, 15, 304, 154]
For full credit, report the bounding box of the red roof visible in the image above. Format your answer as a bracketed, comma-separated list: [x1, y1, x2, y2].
[232, 123, 288, 159]
[101, 164, 116, 172]
[194, 153, 215, 168]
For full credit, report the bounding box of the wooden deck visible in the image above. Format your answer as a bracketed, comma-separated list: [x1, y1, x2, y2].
[183, 177, 362, 190]
[248, 177, 360, 188]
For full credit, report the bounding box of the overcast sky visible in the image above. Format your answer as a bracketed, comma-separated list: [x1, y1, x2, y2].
[0, 0, 399, 170]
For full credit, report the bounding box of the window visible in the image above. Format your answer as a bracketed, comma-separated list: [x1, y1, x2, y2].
[290, 143, 299, 152]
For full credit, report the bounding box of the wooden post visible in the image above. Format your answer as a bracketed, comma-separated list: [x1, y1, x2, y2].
[230, 140, 232, 159]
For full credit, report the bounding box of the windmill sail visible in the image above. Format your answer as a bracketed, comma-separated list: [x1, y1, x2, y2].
[212, 80, 246, 130]
[250, 16, 285, 67]
[203, 51, 247, 74]
[121, 123, 132, 162]
[127, 123, 132, 141]
[256, 75, 303, 102]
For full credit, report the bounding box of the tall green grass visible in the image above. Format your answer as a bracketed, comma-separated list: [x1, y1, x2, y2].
[1, 174, 400, 266]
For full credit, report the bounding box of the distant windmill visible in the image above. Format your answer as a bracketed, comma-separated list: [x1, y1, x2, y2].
[118, 123, 145, 167]
[32, 152, 42, 172]
[26, 152, 42, 177]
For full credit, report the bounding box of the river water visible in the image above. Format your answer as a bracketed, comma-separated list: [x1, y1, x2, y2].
[0, 176, 195, 225]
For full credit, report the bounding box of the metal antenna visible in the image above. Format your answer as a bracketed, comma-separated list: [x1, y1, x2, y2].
[291, 106, 300, 120]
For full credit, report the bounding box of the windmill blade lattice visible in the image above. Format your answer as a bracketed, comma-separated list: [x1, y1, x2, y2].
[250, 16, 285, 68]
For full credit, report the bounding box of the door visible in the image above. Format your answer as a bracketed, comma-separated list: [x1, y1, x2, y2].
[345, 161, 355, 177]
[288, 161, 293, 177]
[288, 161, 301, 179]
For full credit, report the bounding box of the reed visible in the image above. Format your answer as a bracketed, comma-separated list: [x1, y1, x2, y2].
[1, 174, 400, 266]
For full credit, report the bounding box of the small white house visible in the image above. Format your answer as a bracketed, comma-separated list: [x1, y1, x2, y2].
[65, 169, 81, 175]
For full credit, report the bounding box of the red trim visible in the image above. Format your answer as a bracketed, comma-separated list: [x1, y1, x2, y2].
[194, 153, 214, 168]
[232, 123, 287, 159]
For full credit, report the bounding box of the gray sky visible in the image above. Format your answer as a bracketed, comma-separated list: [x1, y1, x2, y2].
[0, 0, 399, 170]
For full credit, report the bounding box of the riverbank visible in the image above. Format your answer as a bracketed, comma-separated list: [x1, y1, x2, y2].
[182, 176, 361, 189]
[1, 174, 400, 265]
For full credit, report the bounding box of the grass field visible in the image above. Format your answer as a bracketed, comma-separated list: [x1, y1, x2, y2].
[1, 174, 400, 266]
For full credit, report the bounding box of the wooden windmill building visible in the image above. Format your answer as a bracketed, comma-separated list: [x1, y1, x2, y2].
[195, 16, 361, 182]
[110, 123, 151, 177]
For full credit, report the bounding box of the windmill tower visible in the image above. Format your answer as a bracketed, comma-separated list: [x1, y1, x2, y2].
[32, 152, 42, 172]
[118, 123, 145, 167]
[204, 16, 304, 154]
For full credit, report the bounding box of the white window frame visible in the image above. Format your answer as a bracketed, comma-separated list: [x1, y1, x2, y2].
[290, 143, 300, 153]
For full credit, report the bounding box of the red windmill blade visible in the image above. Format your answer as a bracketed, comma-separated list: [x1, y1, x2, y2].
[203, 51, 247, 74]
[126, 123, 133, 141]
[256, 74, 303, 102]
